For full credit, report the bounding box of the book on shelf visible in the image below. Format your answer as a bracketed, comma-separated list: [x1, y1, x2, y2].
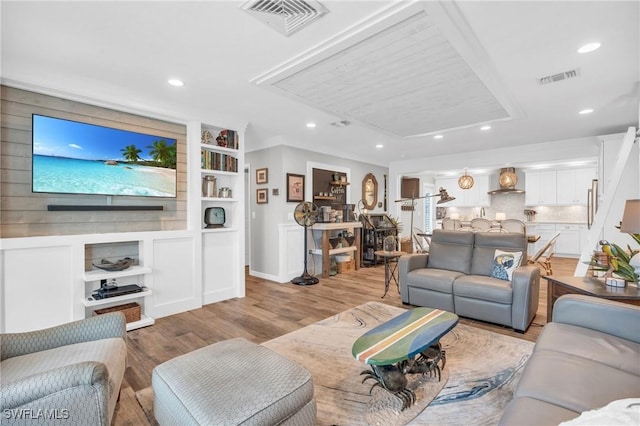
[201, 150, 238, 172]
[201, 128, 239, 150]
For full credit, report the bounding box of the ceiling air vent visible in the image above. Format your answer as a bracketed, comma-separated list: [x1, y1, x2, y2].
[242, 0, 329, 36]
[330, 120, 351, 127]
[538, 68, 580, 85]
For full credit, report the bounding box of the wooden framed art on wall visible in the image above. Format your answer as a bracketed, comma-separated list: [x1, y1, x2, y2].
[286, 173, 305, 202]
[256, 168, 268, 184]
[257, 188, 268, 204]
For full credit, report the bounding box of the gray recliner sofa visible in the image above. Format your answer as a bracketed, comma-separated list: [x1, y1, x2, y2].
[500, 295, 640, 425]
[398, 229, 540, 331]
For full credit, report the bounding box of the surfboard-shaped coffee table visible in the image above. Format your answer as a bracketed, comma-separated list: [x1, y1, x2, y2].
[352, 307, 459, 410]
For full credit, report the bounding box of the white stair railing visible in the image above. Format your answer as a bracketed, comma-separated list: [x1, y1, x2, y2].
[574, 127, 638, 276]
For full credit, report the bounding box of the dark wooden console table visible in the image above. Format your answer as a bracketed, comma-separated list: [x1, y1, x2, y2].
[546, 275, 640, 321]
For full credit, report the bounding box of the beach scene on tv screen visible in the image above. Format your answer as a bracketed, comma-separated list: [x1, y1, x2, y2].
[32, 115, 177, 197]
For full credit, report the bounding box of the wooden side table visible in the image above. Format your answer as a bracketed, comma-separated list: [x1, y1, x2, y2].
[374, 250, 405, 298]
[546, 276, 640, 321]
[311, 222, 362, 278]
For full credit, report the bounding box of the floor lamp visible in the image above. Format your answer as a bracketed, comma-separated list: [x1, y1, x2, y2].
[395, 187, 455, 253]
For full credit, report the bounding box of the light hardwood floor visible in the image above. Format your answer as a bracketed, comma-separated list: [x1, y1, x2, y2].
[113, 257, 578, 425]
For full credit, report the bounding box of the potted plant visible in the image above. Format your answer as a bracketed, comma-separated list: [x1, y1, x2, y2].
[589, 238, 640, 285]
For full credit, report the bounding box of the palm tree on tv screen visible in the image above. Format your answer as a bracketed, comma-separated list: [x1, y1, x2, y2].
[121, 144, 142, 163]
[147, 139, 176, 169]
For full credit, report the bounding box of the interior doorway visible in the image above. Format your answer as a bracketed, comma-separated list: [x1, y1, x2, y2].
[244, 165, 251, 267]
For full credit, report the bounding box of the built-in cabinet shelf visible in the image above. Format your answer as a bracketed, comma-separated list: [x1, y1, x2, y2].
[83, 265, 152, 282]
[195, 122, 245, 305]
[82, 289, 153, 307]
[201, 197, 239, 202]
[200, 126, 241, 231]
[83, 242, 154, 331]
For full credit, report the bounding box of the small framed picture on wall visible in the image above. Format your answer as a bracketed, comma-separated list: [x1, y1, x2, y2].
[256, 168, 268, 184]
[257, 188, 268, 204]
[286, 173, 305, 202]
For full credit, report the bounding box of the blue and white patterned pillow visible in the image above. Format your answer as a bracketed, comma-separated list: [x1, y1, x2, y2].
[491, 249, 523, 281]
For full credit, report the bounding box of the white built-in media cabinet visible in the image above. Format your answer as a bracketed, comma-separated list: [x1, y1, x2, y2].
[1, 119, 245, 334]
[82, 243, 154, 332]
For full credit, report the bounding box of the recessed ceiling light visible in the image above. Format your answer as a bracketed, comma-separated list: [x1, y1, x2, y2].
[375, 144, 384, 148]
[480, 125, 491, 131]
[306, 122, 316, 128]
[434, 134, 443, 140]
[577, 42, 601, 54]
[167, 79, 184, 87]
[579, 108, 594, 115]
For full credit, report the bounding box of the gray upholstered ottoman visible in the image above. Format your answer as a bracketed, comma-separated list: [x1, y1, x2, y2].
[152, 337, 316, 425]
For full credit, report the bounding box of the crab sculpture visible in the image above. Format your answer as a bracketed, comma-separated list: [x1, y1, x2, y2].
[360, 342, 446, 410]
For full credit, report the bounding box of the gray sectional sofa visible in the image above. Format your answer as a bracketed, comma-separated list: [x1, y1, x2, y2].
[500, 295, 640, 425]
[398, 229, 540, 331]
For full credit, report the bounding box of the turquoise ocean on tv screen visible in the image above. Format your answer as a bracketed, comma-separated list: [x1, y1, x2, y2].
[33, 155, 176, 197]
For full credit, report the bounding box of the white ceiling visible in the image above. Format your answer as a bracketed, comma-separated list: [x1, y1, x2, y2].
[1, 1, 638, 168]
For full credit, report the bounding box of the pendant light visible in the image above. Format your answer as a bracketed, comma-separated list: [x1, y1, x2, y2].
[458, 169, 474, 190]
[498, 167, 518, 189]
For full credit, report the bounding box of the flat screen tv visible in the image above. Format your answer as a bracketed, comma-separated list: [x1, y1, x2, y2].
[32, 114, 177, 198]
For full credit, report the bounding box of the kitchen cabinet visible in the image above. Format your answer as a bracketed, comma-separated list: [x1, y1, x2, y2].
[525, 171, 557, 205]
[528, 222, 585, 257]
[556, 168, 597, 205]
[435, 175, 489, 207]
[528, 223, 557, 254]
[555, 224, 580, 255]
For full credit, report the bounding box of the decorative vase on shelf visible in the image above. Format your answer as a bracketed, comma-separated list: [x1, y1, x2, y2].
[202, 176, 217, 198]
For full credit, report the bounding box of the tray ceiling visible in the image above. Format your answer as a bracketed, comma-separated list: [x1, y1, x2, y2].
[253, 3, 519, 137]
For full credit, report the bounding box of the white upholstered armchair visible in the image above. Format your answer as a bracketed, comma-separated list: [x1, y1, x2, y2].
[1, 312, 127, 425]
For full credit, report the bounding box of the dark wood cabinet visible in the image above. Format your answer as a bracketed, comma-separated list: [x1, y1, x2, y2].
[360, 214, 398, 266]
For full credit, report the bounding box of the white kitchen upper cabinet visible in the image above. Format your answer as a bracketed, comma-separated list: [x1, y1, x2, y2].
[556, 168, 597, 205]
[525, 170, 557, 206]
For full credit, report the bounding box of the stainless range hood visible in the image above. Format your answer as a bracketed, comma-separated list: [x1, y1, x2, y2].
[487, 167, 525, 194]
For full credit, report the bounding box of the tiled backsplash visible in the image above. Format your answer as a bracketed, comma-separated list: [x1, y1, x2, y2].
[443, 193, 588, 223]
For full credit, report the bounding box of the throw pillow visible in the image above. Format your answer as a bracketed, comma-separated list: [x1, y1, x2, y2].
[559, 398, 640, 425]
[491, 249, 523, 281]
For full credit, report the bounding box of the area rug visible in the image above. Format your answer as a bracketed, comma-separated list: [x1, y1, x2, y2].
[135, 302, 534, 425]
[262, 302, 450, 426]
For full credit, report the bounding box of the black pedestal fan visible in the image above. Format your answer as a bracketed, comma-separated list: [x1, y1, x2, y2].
[291, 201, 319, 286]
